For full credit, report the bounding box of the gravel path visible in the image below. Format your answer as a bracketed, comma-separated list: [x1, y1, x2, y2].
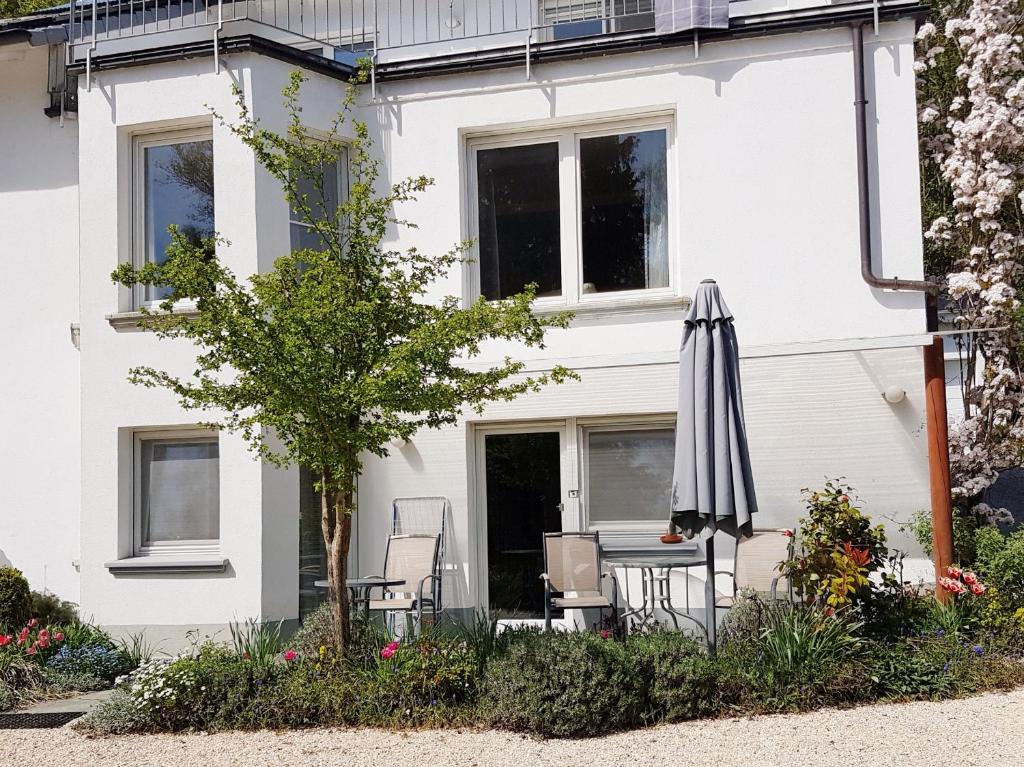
[3, 688, 1022, 766]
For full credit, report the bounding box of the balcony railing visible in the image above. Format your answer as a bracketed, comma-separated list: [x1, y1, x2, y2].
[68, 0, 658, 74]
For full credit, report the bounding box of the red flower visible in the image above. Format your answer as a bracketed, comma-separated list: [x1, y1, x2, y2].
[37, 637, 49, 649]
[26, 618, 38, 628]
[823, 606, 836, 617]
[947, 566, 963, 579]
[782, 529, 794, 538]
[283, 649, 297, 662]
[939, 576, 966, 594]
[243, 651, 251, 660]
[970, 583, 986, 596]
[0, 635, 11, 647]
[17, 628, 29, 645]
[38, 629, 49, 641]
[53, 632, 64, 642]
[839, 494, 850, 504]
[25, 644, 37, 656]
[962, 571, 979, 586]
[599, 630, 611, 639]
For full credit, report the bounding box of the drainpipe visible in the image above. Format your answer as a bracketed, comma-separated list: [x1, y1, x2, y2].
[850, 22, 954, 586]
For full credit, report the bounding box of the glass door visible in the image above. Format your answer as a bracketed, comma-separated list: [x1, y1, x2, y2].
[476, 425, 573, 620]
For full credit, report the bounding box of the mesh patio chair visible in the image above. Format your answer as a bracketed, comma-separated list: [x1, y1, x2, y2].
[714, 529, 792, 608]
[541, 532, 619, 631]
[366, 533, 441, 636]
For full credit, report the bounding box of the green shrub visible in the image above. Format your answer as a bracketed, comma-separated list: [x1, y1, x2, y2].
[55, 622, 117, 651]
[291, 602, 336, 658]
[0, 682, 16, 712]
[629, 631, 726, 721]
[975, 528, 1024, 607]
[0, 568, 31, 633]
[353, 635, 478, 726]
[29, 592, 79, 628]
[74, 688, 149, 735]
[736, 604, 869, 711]
[780, 481, 890, 610]
[44, 669, 109, 693]
[482, 631, 647, 738]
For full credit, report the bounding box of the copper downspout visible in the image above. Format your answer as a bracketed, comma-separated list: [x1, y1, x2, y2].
[850, 22, 954, 585]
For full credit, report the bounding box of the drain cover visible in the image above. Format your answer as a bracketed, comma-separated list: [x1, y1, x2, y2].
[0, 711, 84, 729]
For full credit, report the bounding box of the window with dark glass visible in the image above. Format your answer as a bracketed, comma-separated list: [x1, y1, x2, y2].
[476, 142, 562, 301]
[580, 129, 668, 294]
[140, 135, 215, 303]
[290, 151, 347, 254]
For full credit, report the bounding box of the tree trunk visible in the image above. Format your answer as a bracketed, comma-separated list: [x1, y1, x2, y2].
[322, 474, 354, 652]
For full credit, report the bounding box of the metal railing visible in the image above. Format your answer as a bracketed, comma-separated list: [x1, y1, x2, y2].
[68, 0, 657, 70]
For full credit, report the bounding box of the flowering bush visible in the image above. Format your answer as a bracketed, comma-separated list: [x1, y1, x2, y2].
[916, 0, 1024, 501]
[0, 619, 65, 662]
[780, 482, 891, 609]
[934, 565, 990, 635]
[46, 644, 129, 682]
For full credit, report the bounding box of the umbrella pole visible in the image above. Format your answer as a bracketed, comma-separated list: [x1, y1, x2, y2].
[705, 531, 717, 657]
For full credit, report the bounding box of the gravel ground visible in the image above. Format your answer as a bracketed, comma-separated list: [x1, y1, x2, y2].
[2, 688, 1022, 767]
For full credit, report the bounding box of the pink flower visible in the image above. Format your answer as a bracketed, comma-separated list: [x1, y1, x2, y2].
[25, 644, 37, 656]
[380, 641, 400, 660]
[38, 629, 49, 641]
[947, 566, 963, 579]
[283, 649, 297, 662]
[782, 529, 794, 538]
[17, 628, 29, 645]
[53, 632, 64, 642]
[0, 635, 11, 647]
[600, 630, 611, 639]
[970, 583, 986, 596]
[37, 637, 49, 649]
[839, 495, 850, 504]
[26, 619, 38, 628]
[939, 577, 966, 594]
[962, 571, 979, 586]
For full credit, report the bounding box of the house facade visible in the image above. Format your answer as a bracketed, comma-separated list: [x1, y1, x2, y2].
[1, 0, 938, 642]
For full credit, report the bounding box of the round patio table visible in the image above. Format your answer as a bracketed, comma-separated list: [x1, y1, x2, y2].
[601, 554, 708, 637]
[314, 577, 406, 613]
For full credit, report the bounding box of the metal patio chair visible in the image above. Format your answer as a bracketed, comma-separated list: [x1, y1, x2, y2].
[541, 532, 619, 631]
[366, 533, 441, 637]
[714, 529, 793, 608]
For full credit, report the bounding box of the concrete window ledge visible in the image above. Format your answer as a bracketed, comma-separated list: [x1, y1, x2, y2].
[104, 557, 229, 575]
[106, 309, 200, 331]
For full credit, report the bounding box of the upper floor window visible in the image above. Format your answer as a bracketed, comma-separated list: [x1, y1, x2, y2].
[133, 127, 214, 305]
[134, 429, 219, 555]
[289, 149, 349, 253]
[470, 118, 671, 306]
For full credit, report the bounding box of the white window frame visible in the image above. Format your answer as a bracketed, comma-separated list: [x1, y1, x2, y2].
[131, 125, 214, 310]
[289, 145, 350, 252]
[466, 114, 676, 311]
[578, 416, 676, 532]
[132, 427, 220, 557]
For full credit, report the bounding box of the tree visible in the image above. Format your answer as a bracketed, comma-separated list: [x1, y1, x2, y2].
[0, 0, 52, 20]
[112, 69, 574, 650]
[915, 0, 1024, 504]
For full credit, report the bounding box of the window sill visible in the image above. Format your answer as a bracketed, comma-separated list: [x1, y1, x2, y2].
[105, 556, 228, 575]
[106, 307, 200, 332]
[532, 294, 691, 321]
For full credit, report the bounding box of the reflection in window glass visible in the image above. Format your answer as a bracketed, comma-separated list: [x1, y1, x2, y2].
[476, 143, 562, 301]
[587, 427, 674, 524]
[290, 153, 345, 254]
[139, 436, 219, 548]
[143, 139, 214, 302]
[580, 129, 667, 294]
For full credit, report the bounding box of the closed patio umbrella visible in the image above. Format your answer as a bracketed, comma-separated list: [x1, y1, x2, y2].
[670, 279, 758, 655]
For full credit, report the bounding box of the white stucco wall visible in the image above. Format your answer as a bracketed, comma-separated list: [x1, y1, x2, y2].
[4, 14, 932, 634]
[0, 42, 82, 603]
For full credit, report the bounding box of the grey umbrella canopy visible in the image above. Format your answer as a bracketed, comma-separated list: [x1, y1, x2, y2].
[670, 279, 758, 653]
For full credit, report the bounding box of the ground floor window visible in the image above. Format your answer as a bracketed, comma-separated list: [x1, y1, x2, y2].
[582, 424, 675, 529]
[134, 430, 219, 555]
[299, 466, 327, 620]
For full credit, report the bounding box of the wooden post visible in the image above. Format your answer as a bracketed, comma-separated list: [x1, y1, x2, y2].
[924, 336, 955, 600]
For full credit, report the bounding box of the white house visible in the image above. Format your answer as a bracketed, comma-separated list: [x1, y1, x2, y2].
[0, 0, 942, 643]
